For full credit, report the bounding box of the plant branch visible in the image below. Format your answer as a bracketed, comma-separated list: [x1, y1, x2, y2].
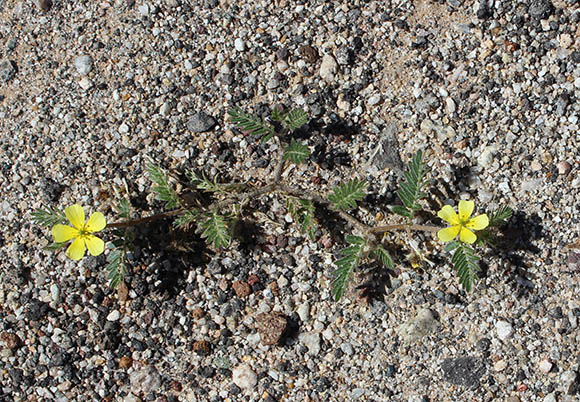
[369, 224, 441, 234]
[108, 209, 183, 229]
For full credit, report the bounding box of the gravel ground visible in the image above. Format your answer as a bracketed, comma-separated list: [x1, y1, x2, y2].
[1, 0, 580, 401]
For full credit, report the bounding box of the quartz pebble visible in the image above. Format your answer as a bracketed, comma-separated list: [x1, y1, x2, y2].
[232, 364, 257, 390]
[496, 321, 513, 341]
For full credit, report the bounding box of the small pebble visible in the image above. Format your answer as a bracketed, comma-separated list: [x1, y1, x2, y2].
[74, 55, 93, 75]
[234, 38, 245, 52]
[496, 320, 513, 341]
[232, 364, 258, 390]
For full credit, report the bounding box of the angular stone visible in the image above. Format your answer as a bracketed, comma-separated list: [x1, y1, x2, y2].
[256, 312, 287, 346]
[441, 356, 486, 388]
[397, 308, 439, 343]
[232, 364, 257, 390]
[232, 281, 251, 298]
[367, 124, 403, 172]
[187, 111, 216, 132]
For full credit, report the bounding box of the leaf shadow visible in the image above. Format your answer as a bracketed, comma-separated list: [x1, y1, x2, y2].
[481, 211, 544, 296]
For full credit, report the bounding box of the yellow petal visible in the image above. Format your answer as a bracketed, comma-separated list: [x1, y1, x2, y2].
[466, 214, 489, 230]
[66, 237, 86, 260]
[65, 204, 85, 229]
[459, 227, 477, 244]
[437, 225, 461, 242]
[85, 235, 105, 256]
[52, 225, 78, 243]
[458, 200, 474, 221]
[438, 205, 459, 225]
[86, 212, 106, 232]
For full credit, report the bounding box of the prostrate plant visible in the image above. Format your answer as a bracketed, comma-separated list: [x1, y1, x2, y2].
[33, 105, 512, 300]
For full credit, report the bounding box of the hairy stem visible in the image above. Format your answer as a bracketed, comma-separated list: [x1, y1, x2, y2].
[369, 224, 440, 234]
[108, 209, 183, 229]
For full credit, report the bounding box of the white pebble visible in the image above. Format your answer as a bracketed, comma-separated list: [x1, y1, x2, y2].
[107, 310, 120, 322]
[445, 97, 456, 114]
[74, 55, 93, 75]
[232, 364, 257, 390]
[319, 55, 338, 82]
[495, 320, 513, 341]
[538, 359, 553, 374]
[367, 94, 381, 106]
[234, 38, 245, 52]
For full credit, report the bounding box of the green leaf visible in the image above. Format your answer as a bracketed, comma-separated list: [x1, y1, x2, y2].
[106, 248, 128, 290]
[198, 210, 231, 249]
[187, 171, 222, 193]
[287, 198, 316, 240]
[118, 199, 131, 219]
[44, 242, 67, 251]
[173, 210, 198, 229]
[443, 240, 460, 252]
[147, 163, 180, 209]
[228, 107, 275, 142]
[328, 179, 367, 211]
[283, 140, 310, 164]
[32, 207, 67, 227]
[332, 236, 366, 301]
[488, 206, 512, 227]
[395, 150, 427, 215]
[390, 205, 413, 218]
[449, 243, 479, 292]
[282, 108, 308, 130]
[372, 245, 394, 269]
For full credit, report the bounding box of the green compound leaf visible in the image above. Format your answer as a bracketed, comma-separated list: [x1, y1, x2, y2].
[147, 163, 180, 209]
[282, 108, 308, 131]
[287, 198, 316, 241]
[187, 171, 222, 193]
[118, 199, 131, 220]
[450, 243, 479, 292]
[228, 107, 275, 143]
[198, 210, 231, 249]
[390, 205, 413, 219]
[443, 240, 460, 252]
[283, 140, 310, 164]
[44, 242, 67, 251]
[173, 210, 199, 229]
[395, 150, 427, 215]
[332, 235, 365, 301]
[488, 206, 513, 227]
[328, 178, 368, 211]
[372, 245, 394, 269]
[32, 207, 67, 227]
[107, 248, 128, 290]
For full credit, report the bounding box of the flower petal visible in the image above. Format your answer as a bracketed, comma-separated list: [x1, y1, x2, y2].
[458, 200, 474, 222]
[459, 227, 477, 244]
[86, 212, 106, 232]
[438, 205, 459, 225]
[66, 237, 86, 260]
[65, 204, 86, 229]
[437, 225, 461, 242]
[52, 225, 78, 243]
[85, 235, 105, 256]
[466, 214, 489, 230]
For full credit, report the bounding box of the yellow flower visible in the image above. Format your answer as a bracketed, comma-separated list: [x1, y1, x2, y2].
[437, 200, 489, 244]
[51, 204, 106, 260]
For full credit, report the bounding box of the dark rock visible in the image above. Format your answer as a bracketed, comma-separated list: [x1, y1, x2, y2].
[37, 0, 53, 11]
[299, 45, 319, 63]
[26, 299, 50, 321]
[1, 332, 21, 350]
[441, 357, 486, 388]
[476, 1, 491, 19]
[187, 111, 216, 132]
[256, 312, 287, 346]
[528, 0, 554, 19]
[0, 60, 17, 82]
